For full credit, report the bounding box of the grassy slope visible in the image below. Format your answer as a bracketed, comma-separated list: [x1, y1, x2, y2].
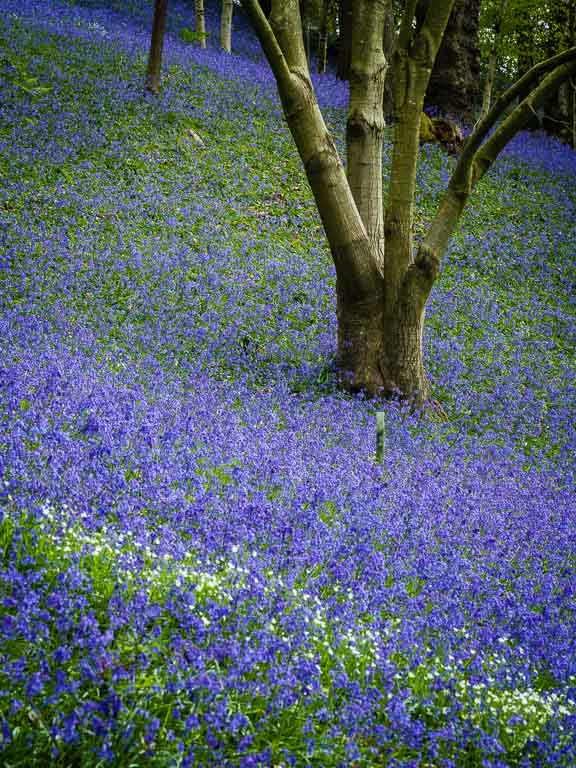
[1, 1, 575, 766]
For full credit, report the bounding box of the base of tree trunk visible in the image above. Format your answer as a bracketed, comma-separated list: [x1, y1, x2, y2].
[336, 291, 430, 405]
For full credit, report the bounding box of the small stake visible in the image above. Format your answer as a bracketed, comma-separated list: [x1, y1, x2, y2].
[375, 411, 385, 463]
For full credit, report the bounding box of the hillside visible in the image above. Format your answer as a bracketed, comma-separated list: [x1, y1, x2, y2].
[1, 1, 575, 765]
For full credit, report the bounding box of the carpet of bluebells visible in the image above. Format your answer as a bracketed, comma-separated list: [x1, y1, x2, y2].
[1, 0, 576, 765]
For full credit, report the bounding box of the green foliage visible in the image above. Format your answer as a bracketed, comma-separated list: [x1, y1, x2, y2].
[179, 26, 207, 45]
[0, 43, 52, 98]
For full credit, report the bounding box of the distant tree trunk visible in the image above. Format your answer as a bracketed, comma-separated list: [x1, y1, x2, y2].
[479, 0, 508, 120]
[418, 0, 481, 117]
[221, 0, 234, 53]
[383, 0, 395, 120]
[195, 0, 206, 48]
[300, 0, 312, 65]
[146, 0, 169, 94]
[515, 15, 534, 103]
[317, 0, 328, 73]
[570, 1, 576, 146]
[542, 0, 576, 146]
[337, 0, 353, 80]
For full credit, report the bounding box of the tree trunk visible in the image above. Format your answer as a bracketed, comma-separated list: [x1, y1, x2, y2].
[337, 0, 353, 80]
[221, 0, 234, 53]
[242, 0, 576, 403]
[317, 0, 328, 74]
[570, 1, 576, 147]
[146, 0, 169, 94]
[479, 0, 508, 120]
[418, 0, 481, 117]
[298, 0, 312, 65]
[383, 0, 395, 120]
[346, 0, 386, 274]
[336, 283, 429, 399]
[541, 0, 576, 145]
[195, 0, 206, 48]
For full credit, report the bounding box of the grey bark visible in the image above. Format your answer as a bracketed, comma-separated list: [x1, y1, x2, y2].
[221, 0, 234, 53]
[195, 0, 206, 48]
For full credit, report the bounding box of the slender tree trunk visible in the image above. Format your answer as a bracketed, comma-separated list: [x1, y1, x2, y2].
[195, 0, 206, 48]
[383, 0, 395, 120]
[569, 0, 576, 148]
[337, 0, 353, 80]
[146, 0, 169, 94]
[480, 0, 508, 120]
[565, 2, 575, 148]
[298, 0, 312, 65]
[516, 17, 534, 105]
[317, 0, 328, 74]
[221, 0, 233, 53]
[543, 0, 576, 146]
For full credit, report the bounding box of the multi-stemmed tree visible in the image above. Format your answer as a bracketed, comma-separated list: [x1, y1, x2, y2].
[240, 0, 576, 403]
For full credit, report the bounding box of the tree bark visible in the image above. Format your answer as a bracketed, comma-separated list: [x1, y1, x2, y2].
[146, 0, 169, 94]
[479, 0, 508, 120]
[221, 0, 234, 53]
[337, 0, 396, 122]
[241, 0, 576, 403]
[541, 0, 576, 146]
[317, 0, 328, 74]
[383, 0, 395, 120]
[195, 0, 206, 49]
[346, 0, 386, 274]
[299, 0, 312, 65]
[337, 0, 353, 80]
[418, 0, 481, 117]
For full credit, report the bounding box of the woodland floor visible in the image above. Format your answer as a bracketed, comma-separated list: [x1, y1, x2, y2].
[1, 0, 576, 766]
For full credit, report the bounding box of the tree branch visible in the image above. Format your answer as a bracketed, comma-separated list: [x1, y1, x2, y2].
[414, 0, 455, 65]
[457, 45, 576, 188]
[241, 0, 379, 300]
[415, 55, 576, 294]
[398, 0, 418, 51]
[269, 0, 308, 75]
[472, 56, 576, 184]
[239, 0, 292, 90]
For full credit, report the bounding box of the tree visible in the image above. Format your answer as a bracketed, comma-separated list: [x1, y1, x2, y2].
[479, 0, 508, 120]
[383, 0, 395, 119]
[542, 0, 576, 146]
[336, 0, 353, 80]
[317, 0, 329, 74]
[417, 0, 481, 117]
[300, 0, 313, 64]
[337, 1, 396, 119]
[146, 0, 169, 93]
[239, 0, 576, 403]
[195, 0, 207, 49]
[221, 0, 234, 53]
[478, 0, 576, 145]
